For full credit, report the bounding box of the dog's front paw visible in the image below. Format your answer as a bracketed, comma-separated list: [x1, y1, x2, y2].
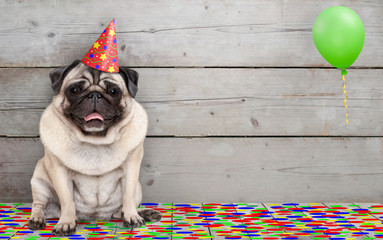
[138, 209, 163, 223]
[51, 221, 77, 236]
[28, 217, 46, 230]
[122, 212, 145, 228]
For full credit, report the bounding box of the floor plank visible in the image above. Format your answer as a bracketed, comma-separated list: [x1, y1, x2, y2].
[3, 203, 383, 239]
[263, 203, 311, 240]
[233, 203, 273, 240]
[302, 203, 367, 240]
[200, 203, 235, 240]
[123, 203, 174, 240]
[352, 203, 383, 239]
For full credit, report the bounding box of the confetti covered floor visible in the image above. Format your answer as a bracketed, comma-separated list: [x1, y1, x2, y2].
[2, 203, 383, 240]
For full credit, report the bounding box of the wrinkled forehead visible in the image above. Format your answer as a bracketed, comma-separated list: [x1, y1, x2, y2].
[63, 62, 124, 89]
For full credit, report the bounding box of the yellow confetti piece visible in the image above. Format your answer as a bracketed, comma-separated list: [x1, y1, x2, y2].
[342, 75, 349, 124]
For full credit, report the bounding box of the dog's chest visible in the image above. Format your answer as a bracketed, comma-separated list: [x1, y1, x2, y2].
[65, 142, 128, 175]
[71, 168, 124, 215]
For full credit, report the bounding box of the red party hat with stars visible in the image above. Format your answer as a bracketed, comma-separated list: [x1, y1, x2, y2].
[82, 18, 119, 73]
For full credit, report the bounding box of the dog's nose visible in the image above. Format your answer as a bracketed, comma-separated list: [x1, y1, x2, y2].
[88, 92, 102, 103]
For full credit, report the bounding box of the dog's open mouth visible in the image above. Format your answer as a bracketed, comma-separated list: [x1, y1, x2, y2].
[84, 112, 104, 122]
[83, 112, 105, 131]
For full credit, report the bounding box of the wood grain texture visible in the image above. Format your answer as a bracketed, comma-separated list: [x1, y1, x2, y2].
[1, 68, 383, 137]
[1, 137, 383, 202]
[0, 0, 381, 67]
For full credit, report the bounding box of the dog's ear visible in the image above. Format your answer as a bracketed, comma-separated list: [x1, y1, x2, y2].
[118, 67, 139, 98]
[49, 60, 82, 95]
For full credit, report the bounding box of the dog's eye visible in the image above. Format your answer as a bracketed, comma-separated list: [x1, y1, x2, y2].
[69, 86, 80, 95]
[109, 88, 120, 97]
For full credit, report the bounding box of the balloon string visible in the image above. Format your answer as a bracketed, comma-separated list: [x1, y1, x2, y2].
[342, 75, 349, 125]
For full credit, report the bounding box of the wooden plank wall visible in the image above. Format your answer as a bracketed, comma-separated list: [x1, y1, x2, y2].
[0, 0, 382, 202]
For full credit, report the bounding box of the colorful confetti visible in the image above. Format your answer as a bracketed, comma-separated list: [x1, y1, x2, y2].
[1, 203, 383, 239]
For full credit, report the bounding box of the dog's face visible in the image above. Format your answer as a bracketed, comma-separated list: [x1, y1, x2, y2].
[49, 60, 139, 135]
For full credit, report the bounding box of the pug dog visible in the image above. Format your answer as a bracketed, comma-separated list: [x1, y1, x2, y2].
[28, 60, 162, 236]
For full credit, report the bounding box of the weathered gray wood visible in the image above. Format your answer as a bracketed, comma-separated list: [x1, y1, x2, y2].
[322, 203, 372, 239]
[1, 137, 383, 202]
[134, 203, 174, 239]
[200, 203, 234, 240]
[233, 203, 274, 239]
[1, 68, 383, 137]
[172, 203, 212, 239]
[0, 0, 381, 67]
[353, 203, 383, 220]
[294, 203, 367, 240]
[263, 203, 313, 240]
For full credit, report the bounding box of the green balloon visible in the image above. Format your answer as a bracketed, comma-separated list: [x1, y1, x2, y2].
[313, 6, 365, 70]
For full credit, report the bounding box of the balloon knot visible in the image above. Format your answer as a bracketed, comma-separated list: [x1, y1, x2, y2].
[341, 69, 348, 75]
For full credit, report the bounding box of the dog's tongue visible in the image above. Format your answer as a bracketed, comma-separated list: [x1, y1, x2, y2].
[84, 112, 104, 122]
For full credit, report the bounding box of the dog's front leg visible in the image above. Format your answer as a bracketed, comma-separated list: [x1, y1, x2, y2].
[45, 154, 77, 236]
[122, 143, 145, 228]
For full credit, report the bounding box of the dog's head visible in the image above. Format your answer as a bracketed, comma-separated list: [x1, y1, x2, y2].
[49, 60, 139, 135]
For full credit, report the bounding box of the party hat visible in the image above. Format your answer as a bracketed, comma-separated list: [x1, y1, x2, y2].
[82, 18, 119, 73]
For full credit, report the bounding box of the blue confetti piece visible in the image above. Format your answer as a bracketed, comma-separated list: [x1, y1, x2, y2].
[232, 213, 245, 216]
[141, 203, 159, 206]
